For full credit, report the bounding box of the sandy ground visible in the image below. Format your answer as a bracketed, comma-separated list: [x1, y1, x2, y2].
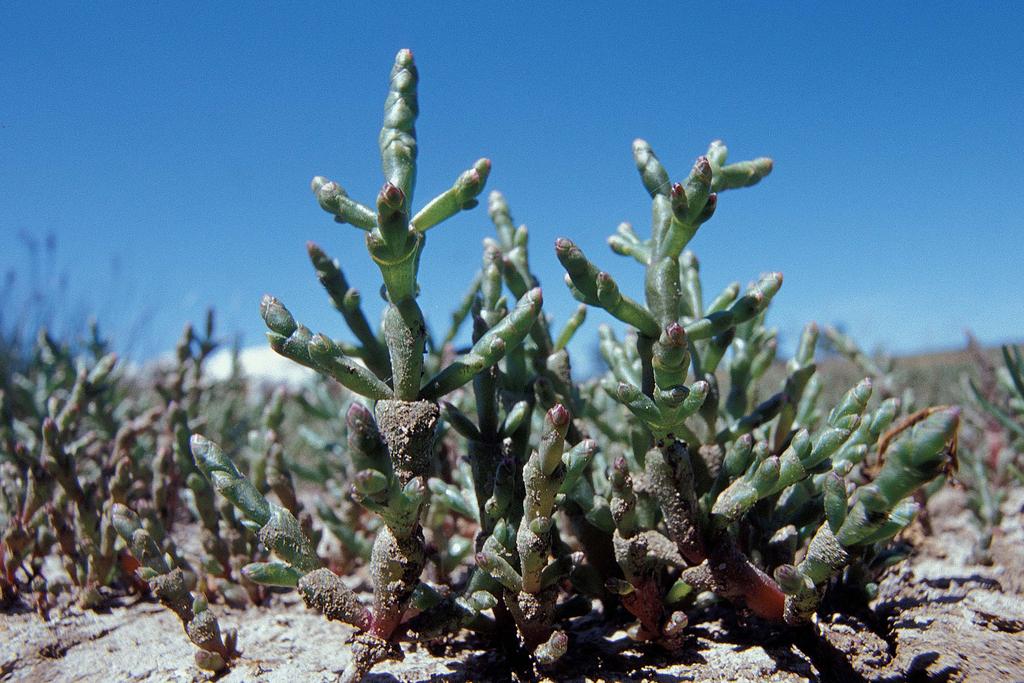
[2, 488, 1022, 683]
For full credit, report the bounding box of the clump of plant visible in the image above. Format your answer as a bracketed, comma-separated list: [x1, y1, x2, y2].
[0, 328, 147, 609]
[553, 137, 960, 636]
[0, 314, 257, 672]
[178, 48, 962, 683]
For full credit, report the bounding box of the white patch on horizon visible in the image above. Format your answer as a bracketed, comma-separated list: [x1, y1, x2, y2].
[205, 345, 316, 387]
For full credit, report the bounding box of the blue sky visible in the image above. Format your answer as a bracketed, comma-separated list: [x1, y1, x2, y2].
[2, 3, 1022, 366]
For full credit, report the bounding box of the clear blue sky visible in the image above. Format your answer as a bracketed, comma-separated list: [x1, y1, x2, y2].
[2, 3, 1022, 365]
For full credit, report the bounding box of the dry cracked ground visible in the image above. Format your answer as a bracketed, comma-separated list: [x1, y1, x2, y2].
[3, 487, 1022, 683]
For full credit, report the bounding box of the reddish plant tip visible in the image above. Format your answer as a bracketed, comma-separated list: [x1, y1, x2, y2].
[665, 322, 686, 345]
[549, 404, 570, 428]
[664, 385, 688, 402]
[379, 183, 405, 208]
[613, 456, 629, 472]
[695, 156, 713, 180]
[671, 182, 685, 197]
[705, 194, 718, 209]
[554, 237, 574, 253]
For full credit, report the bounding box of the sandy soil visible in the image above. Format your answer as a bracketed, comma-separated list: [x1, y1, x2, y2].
[2, 488, 1022, 683]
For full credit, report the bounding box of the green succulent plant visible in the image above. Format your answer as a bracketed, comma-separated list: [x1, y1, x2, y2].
[0, 48, 963, 683]
[185, 50, 958, 681]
